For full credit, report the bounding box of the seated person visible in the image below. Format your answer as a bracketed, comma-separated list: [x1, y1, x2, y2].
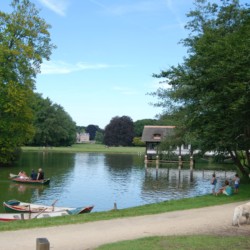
[18, 171, 29, 179]
[216, 180, 233, 196]
[30, 169, 37, 180]
[37, 168, 44, 180]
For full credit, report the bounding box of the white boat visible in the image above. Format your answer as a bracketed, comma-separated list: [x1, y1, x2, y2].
[0, 210, 71, 222]
[3, 200, 94, 214]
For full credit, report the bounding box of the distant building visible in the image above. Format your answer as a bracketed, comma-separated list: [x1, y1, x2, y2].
[141, 125, 191, 159]
[76, 133, 90, 143]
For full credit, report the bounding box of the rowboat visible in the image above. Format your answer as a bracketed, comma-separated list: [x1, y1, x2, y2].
[10, 177, 50, 185]
[3, 200, 94, 214]
[0, 210, 75, 222]
[11, 177, 50, 185]
[9, 173, 50, 185]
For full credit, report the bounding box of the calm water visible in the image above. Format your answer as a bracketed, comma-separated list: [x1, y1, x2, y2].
[0, 152, 236, 213]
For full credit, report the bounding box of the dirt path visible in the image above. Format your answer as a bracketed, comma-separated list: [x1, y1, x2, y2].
[0, 201, 249, 250]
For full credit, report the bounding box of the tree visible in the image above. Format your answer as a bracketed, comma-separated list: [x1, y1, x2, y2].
[86, 124, 100, 141]
[104, 116, 134, 146]
[152, 0, 250, 177]
[132, 137, 145, 147]
[95, 130, 104, 144]
[29, 94, 76, 146]
[76, 126, 86, 133]
[134, 119, 159, 137]
[0, 0, 55, 164]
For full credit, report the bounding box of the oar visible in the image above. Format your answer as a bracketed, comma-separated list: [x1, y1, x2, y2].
[33, 207, 48, 219]
[51, 199, 58, 211]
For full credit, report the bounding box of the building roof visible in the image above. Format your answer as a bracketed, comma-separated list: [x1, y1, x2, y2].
[141, 126, 175, 142]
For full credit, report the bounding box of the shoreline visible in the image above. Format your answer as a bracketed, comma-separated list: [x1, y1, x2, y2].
[0, 201, 249, 250]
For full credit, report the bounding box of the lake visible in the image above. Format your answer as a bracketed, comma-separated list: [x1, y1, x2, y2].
[0, 151, 236, 213]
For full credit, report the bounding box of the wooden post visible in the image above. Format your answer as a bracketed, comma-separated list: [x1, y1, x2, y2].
[190, 156, 194, 170]
[144, 155, 148, 163]
[36, 238, 50, 250]
[156, 155, 159, 165]
[190, 169, 193, 182]
[178, 155, 182, 169]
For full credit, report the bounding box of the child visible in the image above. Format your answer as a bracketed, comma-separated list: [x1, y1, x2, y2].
[210, 173, 217, 195]
[233, 174, 240, 193]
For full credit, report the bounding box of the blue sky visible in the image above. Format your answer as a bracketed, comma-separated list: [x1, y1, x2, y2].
[2, 0, 195, 128]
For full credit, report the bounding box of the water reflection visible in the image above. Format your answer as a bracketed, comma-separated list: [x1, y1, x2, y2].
[0, 152, 236, 213]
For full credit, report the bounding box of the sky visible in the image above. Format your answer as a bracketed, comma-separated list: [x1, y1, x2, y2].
[2, 0, 196, 128]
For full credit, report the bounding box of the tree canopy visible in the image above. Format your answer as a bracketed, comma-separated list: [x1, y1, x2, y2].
[151, 0, 250, 176]
[29, 94, 76, 147]
[86, 124, 101, 141]
[0, 0, 55, 164]
[104, 116, 134, 146]
[134, 119, 159, 137]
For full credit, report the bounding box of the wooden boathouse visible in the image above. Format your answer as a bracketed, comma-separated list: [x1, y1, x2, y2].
[141, 125, 194, 168]
[141, 125, 175, 159]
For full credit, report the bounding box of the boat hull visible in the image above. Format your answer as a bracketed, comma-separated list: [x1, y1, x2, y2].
[0, 210, 70, 222]
[3, 200, 94, 214]
[11, 177, 50, 185]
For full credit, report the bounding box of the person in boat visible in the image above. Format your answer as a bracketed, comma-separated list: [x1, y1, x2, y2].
[18, 171, 29, 179]
[37, 168, 44, 180]
[30, 169, 37, 180]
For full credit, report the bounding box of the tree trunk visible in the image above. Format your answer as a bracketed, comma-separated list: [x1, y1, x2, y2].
[229, 150, 248, 177]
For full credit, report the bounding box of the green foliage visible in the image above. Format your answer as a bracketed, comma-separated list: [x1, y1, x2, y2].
[29, 93, 76, 146]
[76, 126, 86, 134]
[104, 116, 134, 146]
[134, 119, 159, 137]
[151, 0, 250, 176]
[132, 137, 145, 147]
[0, 0, 55, 165]
[95, 131, 104, 143]
[86, 124, 102, 140]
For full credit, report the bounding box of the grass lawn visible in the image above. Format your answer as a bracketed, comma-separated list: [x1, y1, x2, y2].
[96, 235, 250, 250]
[22, 144, 145, 154]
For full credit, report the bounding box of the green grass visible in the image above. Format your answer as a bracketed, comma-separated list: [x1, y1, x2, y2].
[22, 144, 145, 154]
[96, 235, 250, 250]
[0, 182, 249, 232]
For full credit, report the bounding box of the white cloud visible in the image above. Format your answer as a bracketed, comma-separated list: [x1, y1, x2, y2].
[38, 0, 69, 16]
[41, 61, 124, 75]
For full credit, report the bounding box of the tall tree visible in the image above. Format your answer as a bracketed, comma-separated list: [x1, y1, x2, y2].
[152, 0, 250, 176]
[86, 124, 99, 141]
[95, 130, 104, 144]
[104, 116, 134, 146]
[134, 119, 159, 137]
[30, 94, 76, 146]
[0, 0, 55, 164]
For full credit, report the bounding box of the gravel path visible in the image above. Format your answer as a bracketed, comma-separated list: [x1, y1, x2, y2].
[0, 201, 249, 250]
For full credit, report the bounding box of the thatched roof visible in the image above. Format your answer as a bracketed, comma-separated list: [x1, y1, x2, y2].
[141, 126, 175, 142]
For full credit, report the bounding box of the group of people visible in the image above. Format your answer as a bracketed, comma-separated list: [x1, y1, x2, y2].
[18, 168, 44, 180]
[211, 173, 240, 196]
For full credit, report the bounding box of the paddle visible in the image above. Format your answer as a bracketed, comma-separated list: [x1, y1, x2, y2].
[33, 207, 48, 219]
[51, 199, 58, 211]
